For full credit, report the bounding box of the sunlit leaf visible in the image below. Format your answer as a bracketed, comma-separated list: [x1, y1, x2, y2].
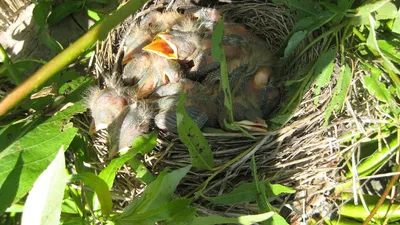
[177, 93, 214, 170]
[313, 49, 337, 104]
[120, 166, 191, 217]
[164, 205, 196, 225]
[356, 0, 390, 16]
[392, 12, 400, 34]
[189, 212, 275, 225]
[250, 156, 271, 213]
[99, 131, 157, 189]
[324, 63, 352, 126]
[265, 182, 295, 196]
[375, 2, 397, 20]
[204, 182, 258, 204]
[21, 148, 67, 225]
[128, 157, 155, 184]
[377, 39, 400, 64]
[116, 199, 192, 225]
[69, 173, 112, 216]
[0, 102, 82, 214]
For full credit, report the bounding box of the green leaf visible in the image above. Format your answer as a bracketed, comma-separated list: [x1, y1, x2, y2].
[204, 182, 257, 204]
[377, 39, 400, 64]
[283, 30, 307, 58]
[362, 76, 395, 104]
[177, 93, 214, 170]
[212, 17, 235, 123]
[69, 173, 112, 216]
[375, 2, 397, 20]
[269, 214, 289, 225]
[60, 217, 85, 225]
[356, 0, 391, 16]
[21, 147, 67, 225]
[313, 49, 337, 104]
[33, 2, 51, 30]
[250, 156, 271, 213]
[47, 0, 83, 26]
[128, 157, 155, 184]
[265, 182, 295, 196]
[189, 212, 275, 225]
[164, 205, 196, 225]
[392, 13, 400, 34]
[87, 9, 101, 21]
[116, 199, 192, 225]
[0, 103, 81, 214]
[324, 63, 352, 126]
[39, 32, 64, 52]
[211, 17, 225, 64]
[120, 166, 191, 217]
[99, 131, 157, 189]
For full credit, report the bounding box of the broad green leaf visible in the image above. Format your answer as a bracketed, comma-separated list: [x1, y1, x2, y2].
[47, 0, 83, 25]
[33, 2, 51, 30]
[116, 199, 192, 225]
[204, 182, 258, 204]
[189, 212, 275, 225]
[270, 214, 289, 225]
[356, 0, 390, 16]
[362, 75, 398, 113]
[367, 14, 400, 76]
[165, 205, 196, 225]
[393, 12, 400, 34]
[21, 147, 67, 225]
[324, 64, 352, 126]
[377, 39, 400, 64]
[265, 182, 295, 196]
[313, 49, 337, 104]
[0, 102, 82, 214]
[69, 173, 112, 216]
[319, 2, 343, 14]
[375, 2, 397, 20]
[177, 93, 214, 170]
[120, 166, 191, 216]
[128, 157, 155, 184]
[283, 30, 307, 58]
[99, 131, 157, 189]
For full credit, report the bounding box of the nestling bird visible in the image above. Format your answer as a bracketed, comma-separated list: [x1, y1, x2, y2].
[122, 52, 182, 98]
[123, 11, 185, 64]
[85, 86, 129, 132]
[107, 101, 152, 154]
[150, 79, 219, 133]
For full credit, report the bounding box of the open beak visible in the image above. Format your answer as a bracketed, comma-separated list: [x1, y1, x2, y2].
[143, 33, 178, 59]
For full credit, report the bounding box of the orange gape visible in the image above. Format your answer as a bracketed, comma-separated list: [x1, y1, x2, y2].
[142, 35, 177, 59]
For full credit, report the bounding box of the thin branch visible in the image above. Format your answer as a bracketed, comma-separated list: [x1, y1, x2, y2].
[0, 0, 148, 116]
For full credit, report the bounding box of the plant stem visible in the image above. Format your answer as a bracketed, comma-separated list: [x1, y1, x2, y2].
[0, 0, 148, 116]
[362, 162, 400, 225]
[0, 44, 22, 85]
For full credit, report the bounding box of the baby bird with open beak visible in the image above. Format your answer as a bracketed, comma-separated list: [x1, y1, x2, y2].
[123, 11, 185, 64]
[142, 21, 274, 81]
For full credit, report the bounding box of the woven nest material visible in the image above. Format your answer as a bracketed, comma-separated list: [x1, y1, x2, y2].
[85, 1, 373, 223]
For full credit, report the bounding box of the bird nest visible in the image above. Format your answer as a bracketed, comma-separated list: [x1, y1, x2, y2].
[86, 0, 356, 223]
